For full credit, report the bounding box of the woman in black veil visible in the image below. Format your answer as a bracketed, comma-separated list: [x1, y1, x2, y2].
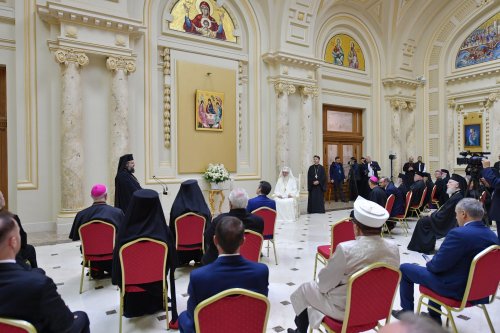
[169, 179, 211, 265]
[112, 189, 178, 327]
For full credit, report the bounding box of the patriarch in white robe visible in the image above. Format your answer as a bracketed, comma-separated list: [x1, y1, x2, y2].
[274, 167, 299, 222]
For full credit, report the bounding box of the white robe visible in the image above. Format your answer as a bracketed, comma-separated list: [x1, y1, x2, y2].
[274, 176, 299, 222]
[290, 236, 400, 328]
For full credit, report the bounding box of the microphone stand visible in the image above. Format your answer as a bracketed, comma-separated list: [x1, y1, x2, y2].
[152, 175, 169, 195]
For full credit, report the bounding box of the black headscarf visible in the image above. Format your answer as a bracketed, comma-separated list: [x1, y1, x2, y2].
[169, 180, 211, 238]
[451, 173, 467, 195]
[112, 189, 176, 286]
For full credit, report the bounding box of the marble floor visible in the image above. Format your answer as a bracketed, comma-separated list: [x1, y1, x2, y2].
[34, 210, 499, 333]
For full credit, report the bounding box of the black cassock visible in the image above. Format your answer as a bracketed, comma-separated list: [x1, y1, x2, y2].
[409, 180, 426, 208]
[307, 164, 326, 214]
[69, 202, 124, 274]
[169, 180, 212, 266]
[407, 191, 463, 254]
[114, 170, 142, 213]
[112, 189, 178, 323]
[368, 186, 387, 208]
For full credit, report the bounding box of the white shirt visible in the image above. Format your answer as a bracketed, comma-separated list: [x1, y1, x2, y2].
[0, 259, 16, 264]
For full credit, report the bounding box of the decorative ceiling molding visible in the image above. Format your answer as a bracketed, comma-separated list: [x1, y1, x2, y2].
[382, 76, 422, 88]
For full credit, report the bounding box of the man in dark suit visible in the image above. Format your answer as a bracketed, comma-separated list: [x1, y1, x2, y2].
[247, 181, 276, 213]
[409, 171, 426, 208]
[393, 198, 499, 324]
[415, 156, 426, 173]
[407, 174, 466, 254]
[367, 176, 387, 208]
[178, 216, 269, 333]
[329, 157, 346, 202]
[403, 157, 416, 187]
[202, 188, 264, 265]
[493, 154, 500, 172]
[0, 212, 90, 333]
[481, 160, 500, 234]
[366, 156, 381, 178]
[69, 184, 124, 278]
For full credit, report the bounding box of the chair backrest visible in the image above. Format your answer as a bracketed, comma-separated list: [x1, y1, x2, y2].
[194, 288, 270, 333]
[418, 187, 428, 207]
[251, 207, 277, 239]
[403, 191, 412, 217]
[240, 230, 264, 263]
[330, 219, 356, 255]
[119, 238, 168, 287]
[430, 185, 438, 201]
[78, 220, 116, 257]
[460, 245, 500, 307]
[384, 194, 395, 216]
[0, 318, 37, 333]
[343, 263, 401, 328]
[174, 213, 206, 251]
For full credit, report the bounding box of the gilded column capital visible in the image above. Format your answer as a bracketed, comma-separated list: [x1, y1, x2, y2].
[390, 98, 408, 110]
[54, 48, 89, 67]
[484, 92, 498, 109]
[447, 98, 456, 109]
[274, 81, 296, 95]
[300, 85, 319, 98]
[106, 56, 136, 74]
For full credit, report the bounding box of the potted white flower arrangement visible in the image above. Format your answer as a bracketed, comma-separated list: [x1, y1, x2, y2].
[203, 163, 230, 190]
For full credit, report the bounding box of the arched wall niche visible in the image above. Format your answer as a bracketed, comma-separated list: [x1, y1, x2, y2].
[142, 0, 263, 215]
[420, 0, 499, 175]
[314, 11, 385, 166]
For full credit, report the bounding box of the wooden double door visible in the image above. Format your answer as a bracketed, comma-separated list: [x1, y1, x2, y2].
[322, 105, 364, 200]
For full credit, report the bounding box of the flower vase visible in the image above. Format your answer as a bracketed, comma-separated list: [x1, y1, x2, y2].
[210, 182, 221, 190]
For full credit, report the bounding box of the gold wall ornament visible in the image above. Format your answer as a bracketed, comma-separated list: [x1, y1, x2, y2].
[65, 26, 78, 38]
[163, 84, 171, 148]
[274, 81, 296, 95]
[106, 56, 136, 74]
[300, 85, 319, 98]
[163, 48, 171, 75]
[54, 48, 89, 67]
[115, 35, 127, 47]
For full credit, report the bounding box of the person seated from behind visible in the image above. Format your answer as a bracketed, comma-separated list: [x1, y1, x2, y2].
[432, 170, 446, 207]
[274, 167, 300, 222]
[367, 176, 387, 208]
[393, 198, 499, 325]
[396, 173, 409, 197]
[202, 188, 264, 265]
[287, 197, 400, 333]
[407, 174, 466, 254]
[178, 216, 269, 333]
[0, 212, 90, 333]
[69, 184, 124, 279]
[409, 171, 426, 209]
[379, 177, 405, 230]
[422, 172, 434, 208]
[0, 191, 38, 268]
[247, 180, 276, 213]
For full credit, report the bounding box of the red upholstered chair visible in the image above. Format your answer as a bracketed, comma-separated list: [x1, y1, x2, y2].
[409, 187, 427, 218]
[417, 245, 500, 333]
[194, 288, 270, 333]
[388, 191, 412, 236]
[118, 238, 169, 333]
[240, 230, 264, 263]
[78, 220, 116, 293]
[252, 207, 278, 265]
[0, 318, 37, 333]
[430, 185, 440, 209]
[313, 219, 355, 279]
[381, 194, 395, 236]
[174, 212, 206, 255]
[320, 263, 401, 333]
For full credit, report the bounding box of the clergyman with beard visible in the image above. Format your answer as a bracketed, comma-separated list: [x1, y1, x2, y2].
[114, 154, 142, 213]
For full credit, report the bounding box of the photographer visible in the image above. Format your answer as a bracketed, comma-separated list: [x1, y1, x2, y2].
[481, 160, 500, 235]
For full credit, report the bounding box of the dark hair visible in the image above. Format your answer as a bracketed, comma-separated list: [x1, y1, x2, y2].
[215, 216, 244, 254]
[335, 156, 340, 160]
[352, 217, 382, 235]
[0, 211, 16, 244]
[259, 181, 272, 195]
[313, 155, 320, 160]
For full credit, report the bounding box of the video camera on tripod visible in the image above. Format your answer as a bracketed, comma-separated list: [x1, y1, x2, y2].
[456, 151, 490, 179]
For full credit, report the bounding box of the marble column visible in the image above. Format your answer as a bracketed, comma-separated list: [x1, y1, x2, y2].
[54, 48, 89, 213]
[274, 80, 295, 174]
[405, 102, 416, 160]
[106, 56, 136, 198]
[300, 85, 318, 191]
[390, 98, 405, 175]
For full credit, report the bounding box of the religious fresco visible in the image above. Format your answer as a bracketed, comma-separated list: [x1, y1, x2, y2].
[324, 34, 365, 71]
[169, 0, 237, 43]
[195, 90, 224, 131]
[456, 13, 499, 68]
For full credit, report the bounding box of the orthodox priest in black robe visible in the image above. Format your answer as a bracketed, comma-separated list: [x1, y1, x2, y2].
[422, 172, 434, 208]
[169, 179, 211, 266]
[114, 154, 142, 213]
[307, 155, 326, 214]
[409, 172, 426, 209]
[407, 174, 466, 254]
[348, 158, 360, 200]
[69, 184, 124, 278]
[112, 189, 178, 327]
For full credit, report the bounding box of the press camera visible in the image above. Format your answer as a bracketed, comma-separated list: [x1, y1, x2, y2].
[456, 151, 490, 179]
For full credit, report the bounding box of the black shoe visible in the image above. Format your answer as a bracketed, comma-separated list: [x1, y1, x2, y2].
[392, 309, 411, 320]
[287, 329, 302, 333]
[420, 312, 443, 326]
